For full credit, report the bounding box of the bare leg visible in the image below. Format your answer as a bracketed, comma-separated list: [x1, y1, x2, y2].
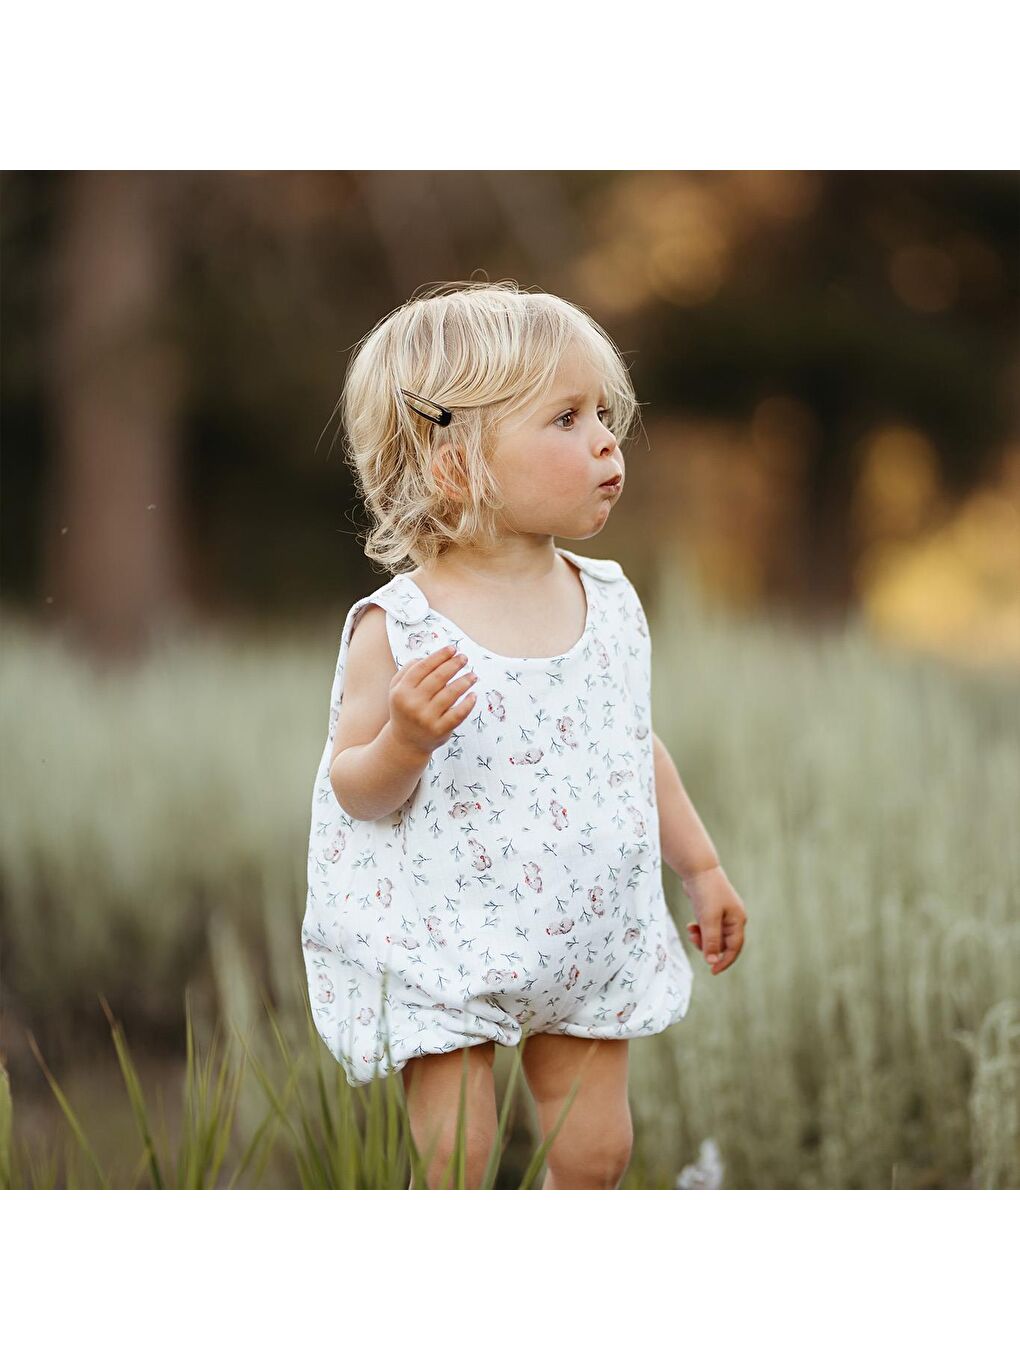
[401, 1043, 499, 1189]
[522, 1034, 633, 1190]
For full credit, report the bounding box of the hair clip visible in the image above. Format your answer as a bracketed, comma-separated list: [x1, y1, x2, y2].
[400, 388, 453, 427]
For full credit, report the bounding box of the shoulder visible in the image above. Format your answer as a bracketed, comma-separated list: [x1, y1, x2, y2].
[365, 573, 432, 625]
[341, 574, 432, 634]
[564, 553, 649, 633]
[556, 548, 626, 583]
[346, 602, 396, 672]
[331, 603, 395, 764]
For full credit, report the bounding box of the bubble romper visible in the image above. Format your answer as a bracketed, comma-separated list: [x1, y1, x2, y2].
[302, 547, 694, 1087]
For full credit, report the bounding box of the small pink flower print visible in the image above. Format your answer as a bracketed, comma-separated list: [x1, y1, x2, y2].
[324, 830, 347, 863]
[556, 715, 578, 747]
[449, 800, 483, 819]
[486, 690, 506, 721]
[545, 917, 574, 936]
[509, 746, 543, 765]
[550, 799, 569, 830]
[483, 968, 519, 987]
[468, 837, 492, 869]
[375, 876, 394, 906]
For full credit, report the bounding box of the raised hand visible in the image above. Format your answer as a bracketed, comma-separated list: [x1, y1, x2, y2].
[388, 643, 478, 758]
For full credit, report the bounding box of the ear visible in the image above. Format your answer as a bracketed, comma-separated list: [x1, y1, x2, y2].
[431, 442, 461, 501]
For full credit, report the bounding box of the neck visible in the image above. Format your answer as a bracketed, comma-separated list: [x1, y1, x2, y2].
[423, 539, 564, 585]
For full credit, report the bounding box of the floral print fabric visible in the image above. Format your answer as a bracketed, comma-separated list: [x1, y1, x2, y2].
[302, 547, 693, 1087]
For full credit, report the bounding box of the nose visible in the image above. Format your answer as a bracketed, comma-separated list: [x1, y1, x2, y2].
[597, 436, 619, 467]
[594, 423, 618, 456]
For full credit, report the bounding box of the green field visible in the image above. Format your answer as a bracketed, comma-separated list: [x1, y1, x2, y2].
[2, 569, 1017, 1189]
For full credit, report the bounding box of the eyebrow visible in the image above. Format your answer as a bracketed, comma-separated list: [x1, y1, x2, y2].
[542, 390, 609, 411]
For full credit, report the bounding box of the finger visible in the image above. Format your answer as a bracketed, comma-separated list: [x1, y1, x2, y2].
[724, 928, 745, 958]
[433, 667, 478, 717]
[728, 930, 750, 962]
[722, 918, 746, 955]
[394, 646, 454, 692]
[406, 642, 459, 674]
[701, 919, 723, 965]
[713, 927, 746, 971]
[437, 684, 478, 733]
[413, 647, 473, 700]
[720, 944, 742, 970]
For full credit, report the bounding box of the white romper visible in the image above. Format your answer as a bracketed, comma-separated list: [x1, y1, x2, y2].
[302, 547, 694, 1087]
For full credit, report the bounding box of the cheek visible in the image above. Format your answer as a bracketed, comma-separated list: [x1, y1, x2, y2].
[501, 438, 588, 503]
[533, 449, 588, 498]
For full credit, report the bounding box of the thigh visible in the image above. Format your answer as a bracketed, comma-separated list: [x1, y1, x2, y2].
[401, 1041, 499, 1151]
[521, 1033, 631, 1145]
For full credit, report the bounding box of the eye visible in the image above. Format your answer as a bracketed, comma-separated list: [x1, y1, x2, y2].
[555, 407, 614, 430]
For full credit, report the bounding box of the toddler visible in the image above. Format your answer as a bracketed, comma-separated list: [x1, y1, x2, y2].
[302, 280, 748, 1188]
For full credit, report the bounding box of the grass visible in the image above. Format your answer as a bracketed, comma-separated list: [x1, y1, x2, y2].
[2, 987, 586, 1190]
[2, 555, 1018, 1188]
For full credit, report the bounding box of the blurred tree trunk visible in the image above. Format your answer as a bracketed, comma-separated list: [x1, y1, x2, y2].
[43, 171, 188, 662]
[354, 171, 457, 298]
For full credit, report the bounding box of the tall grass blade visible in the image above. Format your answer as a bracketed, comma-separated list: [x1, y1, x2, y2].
[480, 1034, 528, 1190]
[517, 1071, 583, 1189]
[99, 996, 165, 1189]
[25, 1031, 110, 1190]
[0, 1062, 12, 1189]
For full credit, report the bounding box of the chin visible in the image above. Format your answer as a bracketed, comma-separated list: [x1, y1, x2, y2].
[547, 508, 612, 541]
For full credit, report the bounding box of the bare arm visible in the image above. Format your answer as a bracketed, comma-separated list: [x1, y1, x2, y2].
[329, 606, 476, 821]
[651, 730, 721, 885]
[652, 729, 748, 973]
[332, 722, 433, 823]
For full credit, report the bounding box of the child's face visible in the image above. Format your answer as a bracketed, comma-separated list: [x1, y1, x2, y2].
[487, 345, 625, 541]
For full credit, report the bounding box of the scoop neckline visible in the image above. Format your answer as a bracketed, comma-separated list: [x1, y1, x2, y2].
[397, 548, 594, 665]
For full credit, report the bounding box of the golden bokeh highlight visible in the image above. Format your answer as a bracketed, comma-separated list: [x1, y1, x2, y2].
[573, 171, 826, 317]
[624, 411, 1020, 668]
[572, 172, 736, 315]
[724, 170, 823, 223]
[855, 443, 1020, 667]
[850, 426, 944, 543]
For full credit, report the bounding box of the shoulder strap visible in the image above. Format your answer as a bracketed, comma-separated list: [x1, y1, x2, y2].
[556, 547, 625, 582]
[367, 574, 433, 625]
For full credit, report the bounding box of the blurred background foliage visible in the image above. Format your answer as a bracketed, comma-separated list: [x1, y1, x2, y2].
[3, 170, 1018, 654]
[2, 170, 1018, 1187]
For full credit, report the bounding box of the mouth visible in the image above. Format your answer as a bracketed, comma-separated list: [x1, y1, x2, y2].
[599, 474, 623, 492]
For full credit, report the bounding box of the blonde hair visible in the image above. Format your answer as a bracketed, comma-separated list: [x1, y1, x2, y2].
[336, 279, 643, 572]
